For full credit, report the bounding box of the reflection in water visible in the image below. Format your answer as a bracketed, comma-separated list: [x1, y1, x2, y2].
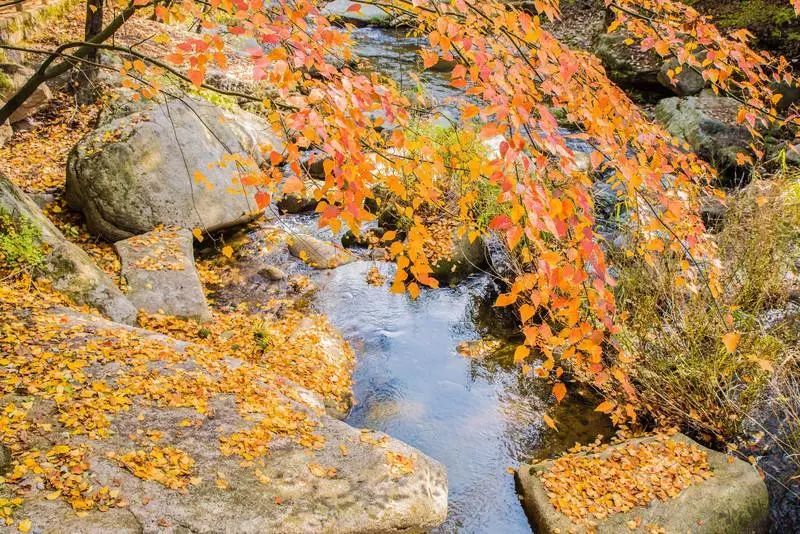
[312, 262, 611, 533]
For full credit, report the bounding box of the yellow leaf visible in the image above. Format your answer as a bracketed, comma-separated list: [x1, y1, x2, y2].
[519, 304, 535, 323]
[513, 345, 530, 364]
[595, 400, 615, 414]
[18, 519, 32, 533]
[221, 246, 234, 259]
[192, 228, 204, 243]
[543, 414, 558, 431]
[722, 331, 741, 354]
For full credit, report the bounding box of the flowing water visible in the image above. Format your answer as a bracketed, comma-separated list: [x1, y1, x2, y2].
[311, 261, 611, 533]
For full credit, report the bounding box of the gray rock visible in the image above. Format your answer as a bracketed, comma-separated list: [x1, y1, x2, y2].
[0, 173, 137, 324]
[66, 94, 283, 241]
[115, 227, 211, 320]
[321, 0, 395, 27]
[288, 234, 356, 269]
[258, 265, 287, 281]
[591, 31, 662, 90]
[655, 95, 753, 177]
[431, 233, 487, 284]
[786, 143, 800, 165]
[0, 308, 448, 534]
[516, 433, 769, 534]
[0, 63, 52, 124]
[700, 194, 728, 231]
[657, 58, 706, 96]
[29, 192, 56, 209]
[0, 120, 11, 147]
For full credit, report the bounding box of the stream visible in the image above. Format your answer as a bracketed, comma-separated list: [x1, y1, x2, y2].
[228, 27, 612, 533]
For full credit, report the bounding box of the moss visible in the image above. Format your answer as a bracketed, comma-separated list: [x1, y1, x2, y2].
[0, 209, 46, 271]
[712, 0, 796, 29]
[0, 72, 13, 97]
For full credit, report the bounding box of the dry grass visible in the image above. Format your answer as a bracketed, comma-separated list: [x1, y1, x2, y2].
[613, 171, 800, 442]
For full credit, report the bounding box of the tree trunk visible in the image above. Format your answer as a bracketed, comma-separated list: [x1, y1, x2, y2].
[84, 0, 103, 62]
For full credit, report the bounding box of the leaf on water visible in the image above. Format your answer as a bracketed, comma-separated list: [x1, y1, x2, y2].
[552, 382, 566, 403]
[543, 414, 558, 431]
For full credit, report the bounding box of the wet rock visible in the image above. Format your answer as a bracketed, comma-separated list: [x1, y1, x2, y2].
[657, 58, 706, 96]
[516, 433, 769, 534]
[321, 0, 395, 27]
[0, 63, 52, 124]
[258, 265, 287, 281]
[341, 227, 385, 248]
[655, 94, 753, 180]
[276, 179, 319, 214]
[66, 93, 282, 241]
[0, 173, 137, 324]
[431, 233, 487, 285]
[591, 31, 662, 91]
[115, 227, 211, 321]
[1, 308, 448, 534]
[288, 234, 356, 269]
[300, 152, 329, 180]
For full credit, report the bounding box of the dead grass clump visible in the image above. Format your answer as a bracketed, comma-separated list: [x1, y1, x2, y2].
[614, 173, 800, 441]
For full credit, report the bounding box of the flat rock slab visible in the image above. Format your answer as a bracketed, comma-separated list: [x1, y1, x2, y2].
[116, 227, 211, 320]
[0, 308, 448, 534]
[516, 433, 769, 534]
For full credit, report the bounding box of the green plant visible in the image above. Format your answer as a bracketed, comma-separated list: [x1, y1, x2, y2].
[0, 211, 46, 272]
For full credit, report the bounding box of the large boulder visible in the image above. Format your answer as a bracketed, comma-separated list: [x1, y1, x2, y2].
[655, 94, 753, 179]
[115, 227, 211, 321]
[0, 173, 136, 324]
[516, 433, 768, 534]
[0, 307, 448, 534]
[591, 31, 663, 91]
[0, 63, 52, 124]
[431, 232, 487, 285]
[66, 95, 283, 241]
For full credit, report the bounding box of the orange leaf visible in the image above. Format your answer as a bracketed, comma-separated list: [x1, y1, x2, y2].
[595, 400, 615, 414]
[552, 382, 566, 403]
[722, 331, 741, 354]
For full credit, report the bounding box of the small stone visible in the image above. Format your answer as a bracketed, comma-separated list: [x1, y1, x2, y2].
[258, 265, 287, 281]
[288, 234, 356, 269]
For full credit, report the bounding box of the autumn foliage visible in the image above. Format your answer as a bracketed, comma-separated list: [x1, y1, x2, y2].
[85, 0, 800, 423]
[0, 0, 793, 420]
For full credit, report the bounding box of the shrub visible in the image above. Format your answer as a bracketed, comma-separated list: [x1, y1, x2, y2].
[613, 174, 800, 441]
[0, 210, 46, 272]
